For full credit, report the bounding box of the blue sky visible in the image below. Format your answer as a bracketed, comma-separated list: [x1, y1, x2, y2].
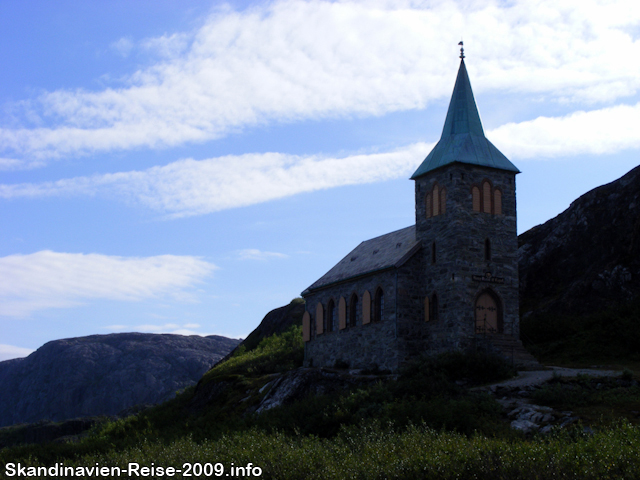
[2, 0, 640, 360]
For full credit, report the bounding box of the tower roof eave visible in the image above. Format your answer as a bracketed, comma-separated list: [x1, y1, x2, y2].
[410, 133, 520, 179]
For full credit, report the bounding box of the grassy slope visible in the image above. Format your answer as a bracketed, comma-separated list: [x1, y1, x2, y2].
[521, 296, 640, 370]
[2, 324, 640, 478]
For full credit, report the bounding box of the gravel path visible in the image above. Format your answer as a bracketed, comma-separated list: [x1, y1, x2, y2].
[486, 366, 622, 389]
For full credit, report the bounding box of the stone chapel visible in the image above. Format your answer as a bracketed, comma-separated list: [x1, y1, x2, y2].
[301, 49, 532, 371]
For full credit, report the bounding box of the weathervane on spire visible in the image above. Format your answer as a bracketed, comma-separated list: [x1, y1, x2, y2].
[458, 41, 465, 59]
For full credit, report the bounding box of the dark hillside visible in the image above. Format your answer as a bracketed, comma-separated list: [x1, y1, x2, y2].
[519, 164, 640, 360]
[519, 164, 640, 316]
[0, 333, 239, 427]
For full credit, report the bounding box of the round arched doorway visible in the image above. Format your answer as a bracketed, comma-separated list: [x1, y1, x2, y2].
[475, 290, 502, 335]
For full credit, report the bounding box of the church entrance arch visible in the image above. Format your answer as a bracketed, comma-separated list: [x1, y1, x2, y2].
[475, 289, 502, 335]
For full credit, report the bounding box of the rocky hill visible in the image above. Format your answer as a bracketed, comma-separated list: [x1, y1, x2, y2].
[519, 164, 640, 317]
[0, 333, 239, 427]
[212, 298, 305, 367]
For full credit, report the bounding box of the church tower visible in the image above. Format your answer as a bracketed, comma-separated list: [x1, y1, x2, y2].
[410, 45, 520, 352]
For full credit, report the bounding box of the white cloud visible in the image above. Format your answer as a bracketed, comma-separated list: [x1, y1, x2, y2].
[103, 322, 205, 336]
[0, 344, 34, 361]
[488, 102, 640, 159]
[237, 249, 289, 261]
[3, 88, 640, 215]
[1, 0, 639, 163]
[0, 143, 429, 216]
[0, 251, 216, 317]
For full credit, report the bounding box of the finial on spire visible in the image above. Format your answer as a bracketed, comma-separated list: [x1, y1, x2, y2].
[458, 41, 465, 59]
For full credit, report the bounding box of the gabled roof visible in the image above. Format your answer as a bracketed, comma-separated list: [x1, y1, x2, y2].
[303, 226, 420, 293]
[411, 59, 519, 179]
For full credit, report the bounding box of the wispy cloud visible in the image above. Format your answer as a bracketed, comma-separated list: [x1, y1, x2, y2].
[0, 143, 428, 216]
[1, 0, 638, 164]
[0, 344, 34, 361]
[110, 37, 135, 58]
[237, 249, 288, 261]
[0, 251, 217, 317]
[3, 90, 640, 217]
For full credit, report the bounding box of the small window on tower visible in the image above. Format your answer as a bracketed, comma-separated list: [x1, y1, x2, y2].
[485, 238, 491, 262]
[433, 184, 440, 215]
[494, 189, 502, 215]
[425, 193, 432, 219]
[472, 186, 481, 212]
[482, 181, 492, 213]
[432, 241, 436, 264]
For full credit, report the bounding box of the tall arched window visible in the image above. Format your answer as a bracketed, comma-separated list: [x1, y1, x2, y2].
[327, 299, 335, 332]
[472, 180, 502, 215]
[484, 238, 491, 262]
[338, 297, 347, 330]
[482, 181, 492, 213]
[349, 293, 358, 327]
[425, 183, 446, 218]
[362, 290, 371, 325]
[374, 288, 384, 323]
[472, 186, 481, 212]
[433, 184, 440, 215]
[494, 189, 502, 215]
[315, 302, 324, 335]
[431, 241, 436, 264]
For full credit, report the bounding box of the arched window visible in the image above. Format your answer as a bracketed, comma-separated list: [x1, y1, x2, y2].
[327, 299, 335, 332]
[433, 184, 440, 215]
[338, 297, 347, 330]
[424, 296, 430, 322]
[494, 189, 502, 215]
[315, 302, 324, 335]
[431, 241, 436, 264]
[302, 311, 311, 341]
[426, 183, 446, 218]
[349, 294, 358, 327]
[484, 238, 491, 262]
[472, 186, 481, 212]
[374, 288, 384, 323]
[431, 293, 439, 321]
[482, 181, 492, 213]
[362, 290, 371, 325]
[472, 181, 503, 215]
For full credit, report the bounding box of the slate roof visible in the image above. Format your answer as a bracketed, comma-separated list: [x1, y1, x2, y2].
[303, 226, 421, 293]
[411, 59, 519, 179]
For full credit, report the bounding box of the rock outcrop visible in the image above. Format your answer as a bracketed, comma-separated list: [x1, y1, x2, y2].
[0, 333, 239, 427]
[519, 164, 640, 316]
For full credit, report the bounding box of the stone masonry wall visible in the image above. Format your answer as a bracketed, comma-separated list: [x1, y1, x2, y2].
[413, 164, 519, 352]
[303, 269, 401, 371]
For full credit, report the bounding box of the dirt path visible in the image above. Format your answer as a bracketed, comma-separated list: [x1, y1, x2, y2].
[481, 366, 622, 390]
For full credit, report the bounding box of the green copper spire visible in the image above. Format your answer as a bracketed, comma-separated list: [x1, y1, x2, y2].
[411, 52, 519, 179]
